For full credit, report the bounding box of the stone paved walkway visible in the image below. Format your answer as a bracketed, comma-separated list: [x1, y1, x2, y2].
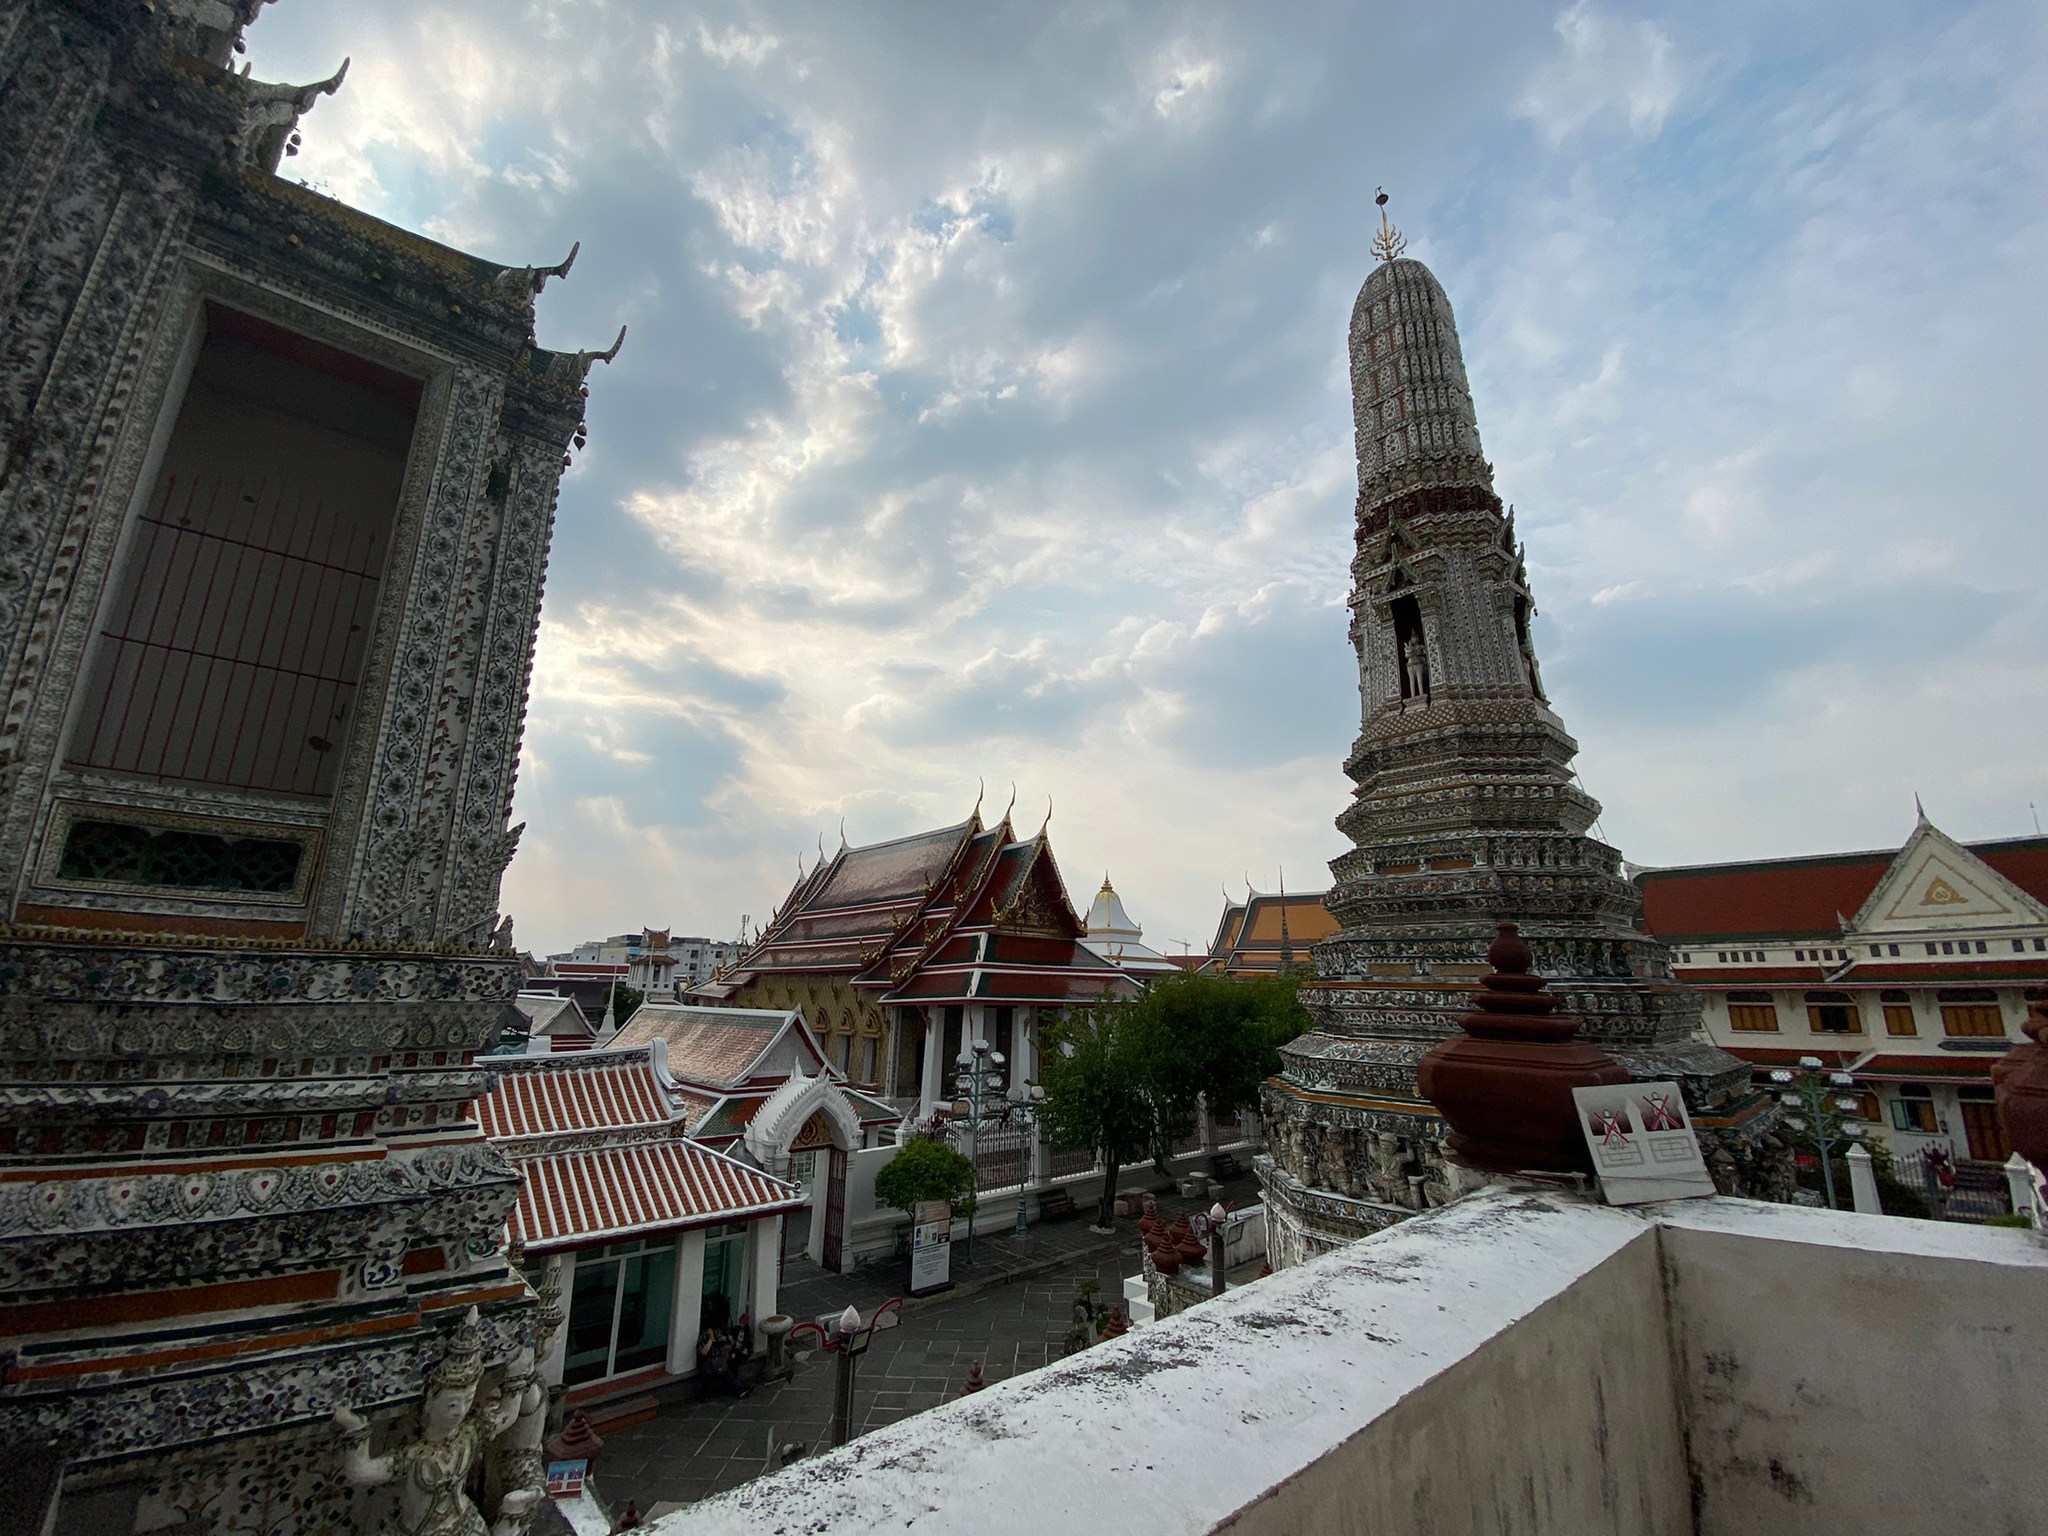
[595, 1171, 1260, 1515]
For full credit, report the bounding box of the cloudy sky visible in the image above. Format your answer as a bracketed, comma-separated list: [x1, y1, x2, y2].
[248, 1, 2047, 961]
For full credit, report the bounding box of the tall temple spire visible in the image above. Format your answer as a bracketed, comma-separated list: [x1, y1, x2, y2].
[1253, 241, 1788, 1268]
[1277, 866, 1295, 973]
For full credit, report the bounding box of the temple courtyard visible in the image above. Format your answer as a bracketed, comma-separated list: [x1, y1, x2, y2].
[600, 1173, 1259, 1514]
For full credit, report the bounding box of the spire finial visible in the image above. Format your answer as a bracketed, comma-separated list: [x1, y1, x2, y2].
[1913, 792, 1928, 827]
[1371, 187, 1408, 265]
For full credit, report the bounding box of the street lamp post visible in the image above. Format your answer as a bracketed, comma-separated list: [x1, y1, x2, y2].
[829, 1304, 874, 1448]
[952, 1039, 1004, 1267]
[1006, 1080, 1048, 1236]
[1771, 1056, 1865, 1211]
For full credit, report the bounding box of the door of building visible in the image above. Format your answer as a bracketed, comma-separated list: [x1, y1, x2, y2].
[1958, 1098, 2009, 1162]
[822, 1146, 849, 1272]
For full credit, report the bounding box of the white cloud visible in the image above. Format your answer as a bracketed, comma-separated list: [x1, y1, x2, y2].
[240, 2, 2045, 962]
[1517, 2, 1680, 145]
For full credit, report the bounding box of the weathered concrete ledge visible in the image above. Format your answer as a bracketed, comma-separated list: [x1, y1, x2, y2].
[648, 1187, 2048, 1536]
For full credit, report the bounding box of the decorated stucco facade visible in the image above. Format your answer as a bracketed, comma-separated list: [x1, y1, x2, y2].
[0, 3, 615, 1531]
[1259, 237, 1790, 1268]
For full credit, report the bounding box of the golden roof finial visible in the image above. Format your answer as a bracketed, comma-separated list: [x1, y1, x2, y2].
[1371, 187, 1407, 265]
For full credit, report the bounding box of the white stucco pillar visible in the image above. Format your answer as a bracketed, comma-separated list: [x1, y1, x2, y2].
[2003, 1153, 2034, 1219]
[919, 1015, 943, 1119]
[751, 1216, 781, 1323]
[669, 1228, 707, 1377]
[1845, 1145, 1881, 1215]
[1017, 1014, 1047, 1185]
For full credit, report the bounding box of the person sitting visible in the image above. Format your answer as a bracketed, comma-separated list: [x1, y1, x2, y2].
[698, 1326, 749, 1398]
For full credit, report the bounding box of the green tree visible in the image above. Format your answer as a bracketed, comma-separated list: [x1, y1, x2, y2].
[1142, 970, 1310, 1138]
[1040, 973, 1310, 1229]
[873, 1136, 977, 1221]
[1038, 1002, 1159, 1229]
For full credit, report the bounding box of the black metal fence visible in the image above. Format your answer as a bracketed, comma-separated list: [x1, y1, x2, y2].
[1918, 1151, 2015, 1223]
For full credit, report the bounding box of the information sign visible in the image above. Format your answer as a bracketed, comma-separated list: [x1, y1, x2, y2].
[909, 1198, 952, 1295]
[1571, 1080, 1718, 1205]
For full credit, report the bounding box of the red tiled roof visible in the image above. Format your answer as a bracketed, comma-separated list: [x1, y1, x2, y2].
[1638, 836, 2048, 941]
[508, 1140, 803, 1252]
[1676, 968, 1847, 985]
[1724, 1046, 1864, 1069]
[1679, 961, 2047, 987]
[1854, 1053, 2004, 1080]
[479, 1053, 673, 1139]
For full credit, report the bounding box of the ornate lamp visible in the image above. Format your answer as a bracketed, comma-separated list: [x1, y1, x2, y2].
[1416, 924, 1629, 1175]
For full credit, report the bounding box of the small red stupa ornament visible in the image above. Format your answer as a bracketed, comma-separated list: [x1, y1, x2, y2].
[1416, 923, 1629, 1174]
[1991, 997, 2048, 1169]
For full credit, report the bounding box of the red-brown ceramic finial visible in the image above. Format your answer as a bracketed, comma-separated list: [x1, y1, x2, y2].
[1416, 922, 1629, 1174]
[1991, 997, 2048, 1169]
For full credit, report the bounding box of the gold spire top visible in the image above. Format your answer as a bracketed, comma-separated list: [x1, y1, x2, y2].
[1371, 187, 1407, 265]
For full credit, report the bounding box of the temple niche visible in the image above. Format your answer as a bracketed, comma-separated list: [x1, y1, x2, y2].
[0, 3, 616, 1531]
[1256, 206, 1792, 1267]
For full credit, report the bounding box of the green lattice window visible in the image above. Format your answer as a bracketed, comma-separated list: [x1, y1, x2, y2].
[58, 820, 304, 894]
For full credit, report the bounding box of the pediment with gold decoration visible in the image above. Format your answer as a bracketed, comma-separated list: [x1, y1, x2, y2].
[1848, 820, 2048, 936]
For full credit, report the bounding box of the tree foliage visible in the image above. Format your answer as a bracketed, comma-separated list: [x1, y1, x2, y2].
[873, 1135, 977, 1219]
[1037, 970, 1309, 1226]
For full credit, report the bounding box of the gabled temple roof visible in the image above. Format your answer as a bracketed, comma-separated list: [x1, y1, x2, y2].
[507, 1140, 803, 1253]
[717, 805, 1137, 1008]
[611, 1003, 819, 1091]
[513, 992, 595, 1040]
[1207, 890, 1339, 976]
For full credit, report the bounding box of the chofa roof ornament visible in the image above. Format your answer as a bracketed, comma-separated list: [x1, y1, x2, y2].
[1371, 186, 1408, 265]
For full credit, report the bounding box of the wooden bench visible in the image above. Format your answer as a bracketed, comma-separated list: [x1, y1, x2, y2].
[1209, 1152, 1244, 1182]
[1036, 1188, 1078, 1222]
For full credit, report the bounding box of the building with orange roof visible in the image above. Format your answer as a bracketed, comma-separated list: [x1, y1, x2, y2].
[1206, 887, 1340, 977]
[1637, 815, 2048, 1174]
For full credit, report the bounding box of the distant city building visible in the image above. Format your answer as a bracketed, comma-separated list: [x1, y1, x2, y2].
[546, 928, 743, 994]
[1205, 888, 1339, 977]
[1637, 817, 2048, 1168]
[1079, 875, 1184, 980]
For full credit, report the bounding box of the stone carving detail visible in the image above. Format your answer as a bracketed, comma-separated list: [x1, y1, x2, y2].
[334, 1308, 539, 1536]
[0, 7, 604, 1525]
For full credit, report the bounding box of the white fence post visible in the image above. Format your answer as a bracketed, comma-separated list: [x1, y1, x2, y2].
[1846, 1144, 1881, 1215]
[2006, 1153, 2037, 1223]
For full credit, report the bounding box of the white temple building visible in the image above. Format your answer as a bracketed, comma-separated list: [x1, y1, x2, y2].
[1079, 875, 1185, 981]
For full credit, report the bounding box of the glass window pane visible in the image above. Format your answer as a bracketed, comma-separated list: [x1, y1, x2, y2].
[563, 1260, 620, 1385]
[613, 1248, 676, 1374]
[699, 1235, 747, 1333]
